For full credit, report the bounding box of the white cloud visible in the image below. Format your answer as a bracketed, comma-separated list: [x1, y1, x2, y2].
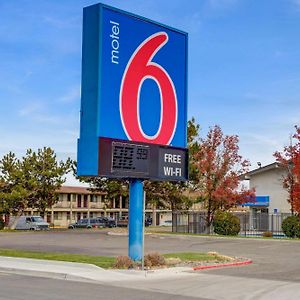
[64, 173, 89, 187]
[58, 86, 80, 103]
[292, 0, 300, 6]
[42, 16, 80, 29]
[18, 102, 43, 116]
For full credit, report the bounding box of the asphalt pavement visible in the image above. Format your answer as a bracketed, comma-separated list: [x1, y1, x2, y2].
[0, 230, 300, 299]
[0, 229, 299, 282]
[0, 255, 299, 300]
[0, 272, 206, 300]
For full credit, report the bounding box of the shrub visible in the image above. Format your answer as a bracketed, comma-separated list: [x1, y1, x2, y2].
[282, 215, 300, 238]
[113, 256, 134, 269]
[213, 211, 240, 236]
[0, 218, 4, 230]
[262, 231, 273, 238]
[144, 252, 166, 267]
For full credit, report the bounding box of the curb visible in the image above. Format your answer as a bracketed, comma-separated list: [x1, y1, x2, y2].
[107, 231, 128, 236]
[193, 259, 253, 271]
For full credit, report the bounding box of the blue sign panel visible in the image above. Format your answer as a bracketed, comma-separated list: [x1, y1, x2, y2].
[242, 196, 270, 207]
[77, 3, 188, 176]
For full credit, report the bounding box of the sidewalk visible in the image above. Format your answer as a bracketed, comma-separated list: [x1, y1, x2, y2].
[0, 256, 195, 283]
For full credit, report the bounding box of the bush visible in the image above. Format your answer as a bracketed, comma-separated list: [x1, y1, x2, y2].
[0, 218, 4, 230]
[262, 231, 273, 238]
[113, 256, 134, 269]
[213, 211, 240, 236]
[282, 216, 300, 238]
[144, 252, 165, 267]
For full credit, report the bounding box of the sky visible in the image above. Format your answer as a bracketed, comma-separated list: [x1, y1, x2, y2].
[1, 0, 300, 185]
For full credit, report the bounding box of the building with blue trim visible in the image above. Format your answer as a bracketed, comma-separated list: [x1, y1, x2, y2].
[243, 162, 290, 215]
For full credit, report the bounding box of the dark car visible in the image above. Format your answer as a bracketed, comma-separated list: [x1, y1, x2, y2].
[116, 216, 152, 227]
[145, 217, 152, 227]
[96, 217, 116, 228]
[116, 216, 128, 227]
[68, 218, 106, 229]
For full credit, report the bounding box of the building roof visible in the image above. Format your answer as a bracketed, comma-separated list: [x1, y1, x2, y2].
[59, 186, 105, 195]
[243, 162, 284, 179]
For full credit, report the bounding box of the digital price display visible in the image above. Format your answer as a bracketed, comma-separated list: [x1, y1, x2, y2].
[111, 141, 150, 175]
[98, 137, 188, 181]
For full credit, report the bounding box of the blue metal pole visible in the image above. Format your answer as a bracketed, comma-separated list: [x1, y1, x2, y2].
[128, 179, 144, 261]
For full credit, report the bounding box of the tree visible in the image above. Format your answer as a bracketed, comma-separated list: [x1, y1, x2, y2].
[27, 147, 73, 214]
[0, 148, 73, 228]
[144, 181, 192, 211]
[188, 118, 201, 182]
[0, 152, 35, 224]
[191, 125, 255, 230]
[274, 126, 300, 215]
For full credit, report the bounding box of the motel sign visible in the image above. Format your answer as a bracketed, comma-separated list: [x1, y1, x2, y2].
[77, 3, 188, 182]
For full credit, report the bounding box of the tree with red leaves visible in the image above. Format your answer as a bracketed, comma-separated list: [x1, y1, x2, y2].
[192, 125, 255, 231]
[274, 126, 300, 215]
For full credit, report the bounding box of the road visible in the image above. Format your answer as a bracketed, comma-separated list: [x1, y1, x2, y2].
[1, 230, 300, 299]
[0, 272, 207, 300]
[0, 230, 300, 282]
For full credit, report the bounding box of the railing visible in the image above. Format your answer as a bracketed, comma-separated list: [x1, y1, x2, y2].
[172, 211, 293, 237]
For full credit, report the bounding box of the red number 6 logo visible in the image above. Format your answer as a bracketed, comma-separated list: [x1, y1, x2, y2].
[120, 32, 177, 145]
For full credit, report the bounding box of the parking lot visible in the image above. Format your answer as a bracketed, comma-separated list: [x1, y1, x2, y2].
[0, 229, 300, 282]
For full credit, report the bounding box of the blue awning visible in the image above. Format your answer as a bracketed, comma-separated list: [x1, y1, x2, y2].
[242, 196, 269, 207]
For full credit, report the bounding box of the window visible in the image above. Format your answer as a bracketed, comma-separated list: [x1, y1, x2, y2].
[91, 195, 97, 203]
[32, 217, 44, 222]
[67, 194, 71, 202]
[67, 212, 70, 220]
[54, 212, 62, 220]
[77, 195, 82, 208]
[84, 195, 88, 208]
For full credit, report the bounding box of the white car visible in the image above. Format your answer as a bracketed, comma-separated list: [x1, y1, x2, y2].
[14, 216, 49, 230]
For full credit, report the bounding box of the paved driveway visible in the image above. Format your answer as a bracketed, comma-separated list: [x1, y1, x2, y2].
[0, 230, 299, 282]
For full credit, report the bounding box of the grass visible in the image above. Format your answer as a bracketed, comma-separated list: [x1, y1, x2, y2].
[0, 248, 115, 269]
[0, 248, 232, 269]
[163, 252, 229, 262]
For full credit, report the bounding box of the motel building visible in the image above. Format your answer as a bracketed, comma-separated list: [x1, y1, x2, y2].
[5, 162, 292, 229]
[20, 186, 172, 228]
[244, 162, 291, 214]
[242, 162, 292, 231]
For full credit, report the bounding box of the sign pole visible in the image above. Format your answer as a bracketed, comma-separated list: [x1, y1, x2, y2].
[128, 179, 144, 261]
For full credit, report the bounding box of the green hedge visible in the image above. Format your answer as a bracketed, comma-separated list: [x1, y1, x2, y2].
[282, 215, 300, 238]
[213, 211, 240, 236]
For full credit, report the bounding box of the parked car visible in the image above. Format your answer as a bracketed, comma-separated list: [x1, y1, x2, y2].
[145, 217, 152, 227]
[116, 216, 128, 227]
[160, 220, 172, 226]
[116, 216, 152, 227]
[68, 218, 106, 229]
[14, 216, 49, 230]
[100, 217, 116, 228]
